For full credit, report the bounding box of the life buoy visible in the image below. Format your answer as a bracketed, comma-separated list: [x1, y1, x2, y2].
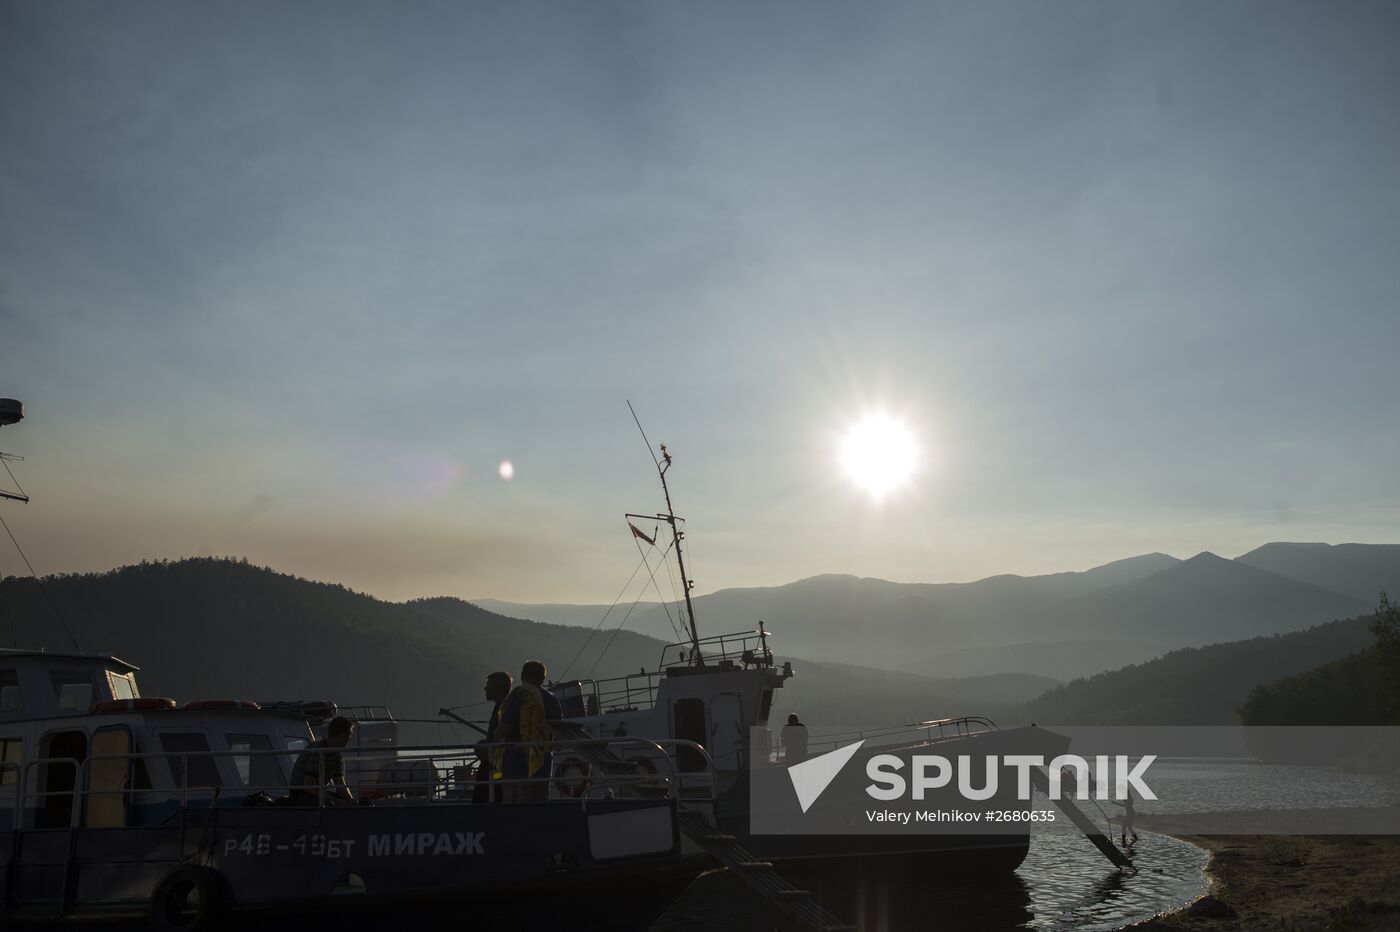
[149, 865, 225, 932]
[89, 698, 177, 714]
[633, 756, 658, 776]
[182, 699, 262, 711]
[554, 756, 592, 798]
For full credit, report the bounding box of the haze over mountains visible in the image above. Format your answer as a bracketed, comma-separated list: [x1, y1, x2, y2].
[0, 541, 1393, 732]
[0, 560, 1049, 734]
[481, 543, 1395, 680]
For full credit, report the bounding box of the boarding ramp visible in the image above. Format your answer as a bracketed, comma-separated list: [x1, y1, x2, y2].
[675, 807, 854, 932]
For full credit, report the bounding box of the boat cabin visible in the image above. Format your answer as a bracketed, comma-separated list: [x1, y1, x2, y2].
[0, 650, 325, 832]
[551, 627, 792, 780]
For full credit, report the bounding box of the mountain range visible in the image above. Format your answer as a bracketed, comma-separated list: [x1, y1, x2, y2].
[479, 543, 1396, 680]
[2, 544, 1392, 731]
[0, 559, 1047, 735]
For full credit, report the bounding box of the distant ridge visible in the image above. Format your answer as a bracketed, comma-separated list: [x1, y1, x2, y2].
[1235, 542, 1400, 604]
[479, 546, 1389, 679]
[0, 558, 1045, 734]
[1056, 551, 1368, 644]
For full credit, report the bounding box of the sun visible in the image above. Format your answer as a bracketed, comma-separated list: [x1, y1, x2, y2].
[840, 413, 918, 500]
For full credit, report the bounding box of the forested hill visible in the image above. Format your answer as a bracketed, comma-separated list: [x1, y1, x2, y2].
[0, 558, 1046, 734]
[1016, 616, 1376, 724]
[0, 558, 668, 722]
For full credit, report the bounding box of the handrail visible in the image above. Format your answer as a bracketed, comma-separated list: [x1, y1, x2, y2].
[788, 716, 999, 759]
[547, 628, 780, 717]
[11, 735, 714, 828]
[657, 628, 775, 670]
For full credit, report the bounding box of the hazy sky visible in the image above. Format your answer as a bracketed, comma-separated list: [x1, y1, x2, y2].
[2, 1, 1398, 603]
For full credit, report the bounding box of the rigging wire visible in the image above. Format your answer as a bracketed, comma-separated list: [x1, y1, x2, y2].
[637, 534, 681, 643]
[0, 512, 79, 651]
[627, 400, 662, 470]
[586, 537, 678, 680]
[1, 457, 25, 501]
[556, 546, 654, 682]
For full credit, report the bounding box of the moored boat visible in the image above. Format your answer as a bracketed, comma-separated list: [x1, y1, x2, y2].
[0, 647, 711, 930]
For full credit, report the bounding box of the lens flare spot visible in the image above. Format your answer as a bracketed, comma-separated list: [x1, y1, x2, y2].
[498, 459, 515, 481]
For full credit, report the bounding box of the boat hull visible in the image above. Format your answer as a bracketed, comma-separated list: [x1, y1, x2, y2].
[1, 798, 703, 930]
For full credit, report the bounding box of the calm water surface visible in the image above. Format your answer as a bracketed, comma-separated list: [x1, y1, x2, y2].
[650, 831, 1207, 932]
[652, 761, 1400, 930]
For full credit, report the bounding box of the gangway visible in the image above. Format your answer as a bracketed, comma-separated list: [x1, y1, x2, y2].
[1029, 768, 1132, 869]
[676, 807, 854, 932]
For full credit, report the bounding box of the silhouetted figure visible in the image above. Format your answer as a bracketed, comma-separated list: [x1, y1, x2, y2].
[498, 659, 563, 802]
[1113, 789, 1139, 845]
[475, 670, 512, 802]
[290, 715, 355, 805]
[782, 712, 809, 765]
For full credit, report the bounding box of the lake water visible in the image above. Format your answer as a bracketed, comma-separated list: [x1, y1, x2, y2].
[652, 761, 1400, 931]
[650, 831, 1208, 932]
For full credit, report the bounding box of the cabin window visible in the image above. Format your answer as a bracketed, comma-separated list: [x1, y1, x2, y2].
[0, 669, 21, 711]
[158, 733, 222, 788]
[1, 737, 20, 786]
[227, 734, 281, 789]
[107, 672, 137, 701]
[50, 669, 96, 711]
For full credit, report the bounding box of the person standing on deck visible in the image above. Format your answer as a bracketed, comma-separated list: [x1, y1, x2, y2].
[290, 715, 355, 805]
[496, 660, 562, 802]
[781, 712, 809, 765]
[475, 670, 512, 802]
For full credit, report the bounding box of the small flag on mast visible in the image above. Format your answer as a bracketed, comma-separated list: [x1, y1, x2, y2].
[629, 523, 656, 546]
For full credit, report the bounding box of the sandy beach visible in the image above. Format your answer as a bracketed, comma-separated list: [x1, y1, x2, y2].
[1126, 834, 1400, 931]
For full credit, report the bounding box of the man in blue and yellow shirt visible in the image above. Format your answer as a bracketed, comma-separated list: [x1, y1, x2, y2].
[496, 659, 563, 802]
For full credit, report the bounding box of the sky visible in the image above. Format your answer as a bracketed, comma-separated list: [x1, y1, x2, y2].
[2, 1, 1398, 603]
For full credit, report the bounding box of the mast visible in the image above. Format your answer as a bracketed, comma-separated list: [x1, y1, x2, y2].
[627, 404, 703, 666]
[657, 444, 703, 666]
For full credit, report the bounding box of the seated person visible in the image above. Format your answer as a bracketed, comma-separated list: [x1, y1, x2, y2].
[289, 715, 355, 805]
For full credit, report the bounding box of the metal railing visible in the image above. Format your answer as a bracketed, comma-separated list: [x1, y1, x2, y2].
[549, 628, 780, 718]
[782, 716, 1000, 760]
[4, 735, 715, 831]
[657, 628, 775, 670]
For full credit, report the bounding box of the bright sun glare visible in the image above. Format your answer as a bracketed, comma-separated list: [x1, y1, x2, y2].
[840, 413, 918, 500]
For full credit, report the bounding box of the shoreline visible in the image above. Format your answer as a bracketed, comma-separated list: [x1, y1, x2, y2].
[1123, 834, 1400, 931]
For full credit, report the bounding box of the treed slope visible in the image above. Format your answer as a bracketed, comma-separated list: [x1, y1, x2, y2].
[0, 558, 667, 721]
[0, 559, 1041, 737]
[1239, 651, 1379, 725]
[1015, 616, 1376, 724]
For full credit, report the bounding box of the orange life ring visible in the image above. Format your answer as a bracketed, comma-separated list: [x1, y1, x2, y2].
[633, 756, 658, 776]
[89, 698, 177, 714]
[182, 699, 262, 711]
[554, 757, 592, 798]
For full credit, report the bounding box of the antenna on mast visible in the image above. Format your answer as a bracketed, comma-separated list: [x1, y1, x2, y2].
[626, 402, 703, 667]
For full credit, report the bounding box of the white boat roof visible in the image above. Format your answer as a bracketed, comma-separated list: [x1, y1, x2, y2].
[0, 648, 139, 672]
